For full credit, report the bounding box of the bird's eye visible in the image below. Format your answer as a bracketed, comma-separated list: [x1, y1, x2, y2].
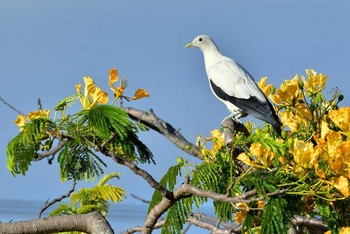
[199, 38, 202, 42]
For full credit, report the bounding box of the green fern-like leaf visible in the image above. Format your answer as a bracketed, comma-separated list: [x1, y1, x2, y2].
[191, 162, 220, 191]
[148, 165, 181, 213]
[54, 94, 81, 111]
[162, 198, 192, 234]
[6, 131, 36, 175]
[84, 105, 131, 140]
[7, 118, 54, 175]
[242, 212, 255, 234]
[214, 200, 234, 221]
[58, 140, 106, 182]
[51, 173, 125, 217]
[261, 197, 291, 234]
[79, 105, 154, 163]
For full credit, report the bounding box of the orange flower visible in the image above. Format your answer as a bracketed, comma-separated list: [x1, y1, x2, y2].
[109, 68, 119, 83]
[133, 89, 150, 100]
[334, 176, 349, 197]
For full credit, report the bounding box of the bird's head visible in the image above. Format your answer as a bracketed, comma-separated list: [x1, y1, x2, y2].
[185, 35, 216, 51]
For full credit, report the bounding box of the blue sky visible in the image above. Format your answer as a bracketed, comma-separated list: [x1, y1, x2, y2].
[1, 0, 350, 232]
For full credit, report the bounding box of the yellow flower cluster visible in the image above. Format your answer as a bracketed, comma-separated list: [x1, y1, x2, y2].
[76, 77, 108, 110]
[259, 69, 328, 132]
[256, 70, 350, 198]
[14, 109, 50, 131]
[14, 67, 150, 127]
[75, 68, 149, 110]
[197, 129, 225, 161]
[108, 68, 149, 101]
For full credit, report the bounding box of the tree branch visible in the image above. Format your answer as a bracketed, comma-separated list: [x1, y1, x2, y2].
[34, 138, 68, 161]
[0, 96, 24, 115]
[38, 180, 77, 218]
[121, 107, 202, 159]
[291, 215, 327, 233]
[121, 220, 165, 234]
[0, 211, 114, 234]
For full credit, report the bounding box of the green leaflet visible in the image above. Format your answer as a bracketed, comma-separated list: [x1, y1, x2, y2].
[79, 105, 154, 164]
[261, 197, 291, 234]
[58, 140, 106, 182]
[54, 94, 81, 111]
[162, 198, 192, 234]
[83, 105, 131, 141]
[7, 118, 54, 176]
[51, 172, 125, 217]
[148, 165, 182, 213]
[6, 131, 36, 175]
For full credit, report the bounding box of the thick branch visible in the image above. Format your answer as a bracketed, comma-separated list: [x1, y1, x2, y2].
[291, 215, 327, 233]
[0, 212, 113, 234]
[121, 107, 202, 159]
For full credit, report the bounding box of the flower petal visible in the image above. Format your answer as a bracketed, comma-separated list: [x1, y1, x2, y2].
[133, 89, 149, 100]
[109, 68, 119, 83]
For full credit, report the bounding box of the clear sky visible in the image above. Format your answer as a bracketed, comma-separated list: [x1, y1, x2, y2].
[1, 0, 350, 232]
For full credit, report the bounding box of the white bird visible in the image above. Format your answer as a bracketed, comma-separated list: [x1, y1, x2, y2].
[185, 35, 282, 136]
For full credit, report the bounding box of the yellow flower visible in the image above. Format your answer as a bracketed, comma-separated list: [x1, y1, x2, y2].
[83, 76, 96, 96]
[14, 115, 26, 131]
[292, 139, 318, 169]
[108, 68, 127, 99]
[340, 227, 350, 234]
[77, 77, 108, 109]
[280, 111, 300, 132]
[90, 87, 108, 107]
[257, 200, 265, 209]
[133, 89, 150, 100]
[274, 75, 303, 106]
[14, 109, 51, 131]
[27, 109, 50, 120]
[329, 107, 350, 135]
[258, 77, 275, 97]
[302, 69, 327, 94]
[234, 202, 249, 224]
[237, 152, 255, 167]
[203, 129, 225, 158]
[334, 176, 349, 197]
[109, 68, 119, 83]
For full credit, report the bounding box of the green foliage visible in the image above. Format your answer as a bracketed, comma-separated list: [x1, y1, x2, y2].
[162, 197, 193, 234]
[7, 103, 153, 182]
[148, 164, 182, 213]
[58, 140, 106, 182]
[51, 172, 125, 217]
[54, 94, 81, 112]
[6, 131, 36, 175]
[7, 118, 55, 175]
[242, 213, 255, 234]
[79, 105, 154, 164]
[261, 197, 291, 233]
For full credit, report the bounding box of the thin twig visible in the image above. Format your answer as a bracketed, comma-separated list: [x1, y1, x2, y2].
[130, 193, 150, 204]
[37, 98, 42, 110]
[121, 220, 165, 234]
[38, 180, 77, 218]
[0, 96, 24, 115]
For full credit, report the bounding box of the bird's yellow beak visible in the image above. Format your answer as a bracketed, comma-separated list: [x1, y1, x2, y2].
[185, 42, 193, 48]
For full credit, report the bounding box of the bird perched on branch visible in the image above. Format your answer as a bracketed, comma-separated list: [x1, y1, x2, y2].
[185, 35, 282, 136]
